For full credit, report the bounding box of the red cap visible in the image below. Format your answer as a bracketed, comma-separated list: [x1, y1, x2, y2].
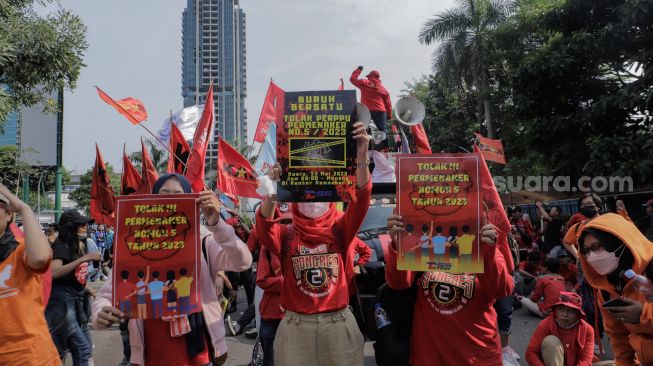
[366, 70, 380, 79]
[552, 292, 584, 316]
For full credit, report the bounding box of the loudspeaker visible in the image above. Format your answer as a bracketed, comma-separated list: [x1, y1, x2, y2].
[357, 103, 371, 127]
[394, 97, 425, 126]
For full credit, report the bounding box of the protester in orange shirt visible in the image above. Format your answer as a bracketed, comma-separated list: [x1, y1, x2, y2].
[0, 184, 59, 365]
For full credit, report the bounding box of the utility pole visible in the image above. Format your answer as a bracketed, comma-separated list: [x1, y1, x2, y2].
[55, 87, 63, 221]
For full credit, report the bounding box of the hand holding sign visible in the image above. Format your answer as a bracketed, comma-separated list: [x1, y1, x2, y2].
[352, 121, 370, 160]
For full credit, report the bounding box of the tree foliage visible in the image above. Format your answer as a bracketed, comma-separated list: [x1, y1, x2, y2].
[129, 138, 168, 173]
[68, 163, 120, 211]
[0, 0, 88, 123]
[416, 0, 653, 183]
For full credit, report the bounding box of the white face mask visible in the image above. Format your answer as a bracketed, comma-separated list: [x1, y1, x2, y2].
[586, 244, 625, 275]
[297, 202, 330, 219]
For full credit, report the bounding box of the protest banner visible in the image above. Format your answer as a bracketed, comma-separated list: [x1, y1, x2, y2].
[276, 90, 358, 202]
[112, 194, 201, 319]
[396, 154, 482, 272]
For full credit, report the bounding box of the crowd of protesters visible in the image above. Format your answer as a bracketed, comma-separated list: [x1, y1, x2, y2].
[1, 101, 652, 366]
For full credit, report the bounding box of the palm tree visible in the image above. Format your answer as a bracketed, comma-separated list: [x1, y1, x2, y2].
[129, 138, 168, 173]
[419, 0, 511, 138]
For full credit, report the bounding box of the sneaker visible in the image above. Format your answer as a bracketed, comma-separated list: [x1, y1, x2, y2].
[244, 327, 258, 339]
[225, 316, 241, 336]
[501, 349, 519, 366]
[503, 346, 520, 361]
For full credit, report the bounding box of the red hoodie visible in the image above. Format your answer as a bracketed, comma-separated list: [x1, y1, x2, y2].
[256, 182, 372, 314]
[525, 315, 594, 366]
[350, 68, 392, 118]
[385, 240, 513, 366]
[256, 247, 284, 320]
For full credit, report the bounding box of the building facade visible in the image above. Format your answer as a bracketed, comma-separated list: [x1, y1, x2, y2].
[181, 0, 247, 166]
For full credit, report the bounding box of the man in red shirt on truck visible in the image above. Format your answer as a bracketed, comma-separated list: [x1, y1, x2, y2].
[350, 66, 392, 148]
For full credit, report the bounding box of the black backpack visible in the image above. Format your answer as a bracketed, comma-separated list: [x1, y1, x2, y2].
[367, 279, 419, 366]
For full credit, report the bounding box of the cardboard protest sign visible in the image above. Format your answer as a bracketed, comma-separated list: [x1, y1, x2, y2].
[396, 154, 482, 272]
[276, 90, 357, 202]
[112, 194, 201, 319]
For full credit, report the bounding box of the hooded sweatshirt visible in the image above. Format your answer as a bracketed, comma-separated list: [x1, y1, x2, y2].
[349, 68, 393, 118]
[578, 213, 653, 366]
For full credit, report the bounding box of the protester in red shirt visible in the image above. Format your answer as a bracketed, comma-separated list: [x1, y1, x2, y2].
[256, 245, 283, 366]
[525, 292, 594, 366]
[350, 66, 392, 147]
[348, 237, 372, 296]
[520, 257, 566, 318]
[509, 206, 535, 250]
[385, 214, 514, 366]
[556, 249, 578, 291]
[256, 121, 371, 366]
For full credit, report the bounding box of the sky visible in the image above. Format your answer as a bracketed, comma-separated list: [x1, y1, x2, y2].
[52, 0, 455, 174]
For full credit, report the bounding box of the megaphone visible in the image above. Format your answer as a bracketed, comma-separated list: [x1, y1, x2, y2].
[356, 103, 371, 128]
[369, 121, 387, 145]
[394, 97, 425, 126]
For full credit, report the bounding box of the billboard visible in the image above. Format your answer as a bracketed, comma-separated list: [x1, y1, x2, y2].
[19, 90, 59, 166]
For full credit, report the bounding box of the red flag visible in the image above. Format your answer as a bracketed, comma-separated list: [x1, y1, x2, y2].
[137, 139, 159, 194]
[253, 81, 284, 143]
[121, 147, 141, 196]
[167, 122, 191, 174]
[338, 78, 344, 91]
[217, 137, 260, 199]
[96, 87, 148, 125]
[410, 123, 432, 153]
[185, 84, 214, 193]
[473, 145, 512, 271]
[90, 144, 116, 225]
[474, 133, 506, 165]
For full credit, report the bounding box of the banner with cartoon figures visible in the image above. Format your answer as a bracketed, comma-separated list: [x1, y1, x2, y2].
[396, 154, 482, 272]
[112, 194, 201, 319]
[276, 90, 358, 202]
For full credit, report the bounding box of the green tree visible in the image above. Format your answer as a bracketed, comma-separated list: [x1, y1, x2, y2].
[68, 163, 121, 211]
[494, 0, 653, 182]
[0, 0, 88, 124]
[130, 139, 168, 173]
[419, 0, 512, 138]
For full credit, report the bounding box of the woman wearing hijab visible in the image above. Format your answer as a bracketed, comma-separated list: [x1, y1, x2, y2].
[256, 122, 371, 366]
[577, 213, 653, 365]
[46, 209, 101, 365]
[91, 174, 252, 366]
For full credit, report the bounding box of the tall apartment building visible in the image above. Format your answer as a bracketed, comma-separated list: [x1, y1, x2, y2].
[181, 0, 247, 166]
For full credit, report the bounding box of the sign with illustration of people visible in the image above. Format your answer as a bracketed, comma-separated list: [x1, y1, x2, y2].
[396, 154, 483, 272]
[112, 194, 201, 319]
[276, 90, 358, 202]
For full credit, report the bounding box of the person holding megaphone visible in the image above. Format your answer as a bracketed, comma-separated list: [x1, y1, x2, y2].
[350, 65, 392, 148]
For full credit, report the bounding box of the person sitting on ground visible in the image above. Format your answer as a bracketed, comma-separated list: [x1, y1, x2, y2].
[525, 292, 594, 366]
[0, 184, 59, 365]
[520, 257, 566, 318]
[556, 249, 578, 292]
[516, 251, 542, 296]
[91, 173, 252, 366]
